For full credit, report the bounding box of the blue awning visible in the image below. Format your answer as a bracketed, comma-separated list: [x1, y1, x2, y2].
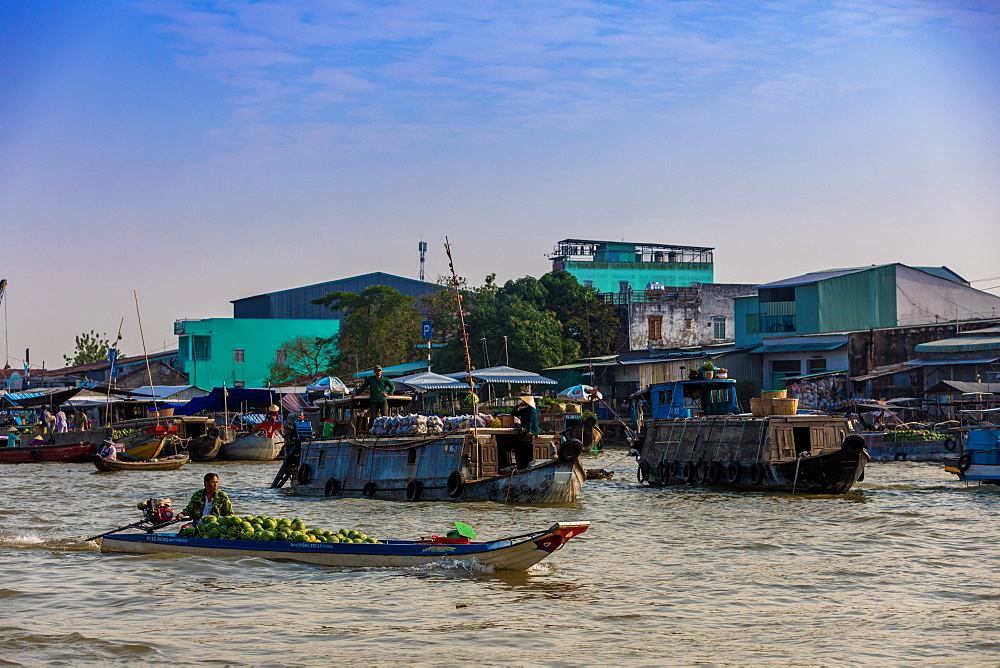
[173, 388, 280, 415]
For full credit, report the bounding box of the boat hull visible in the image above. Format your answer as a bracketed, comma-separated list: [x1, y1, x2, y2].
[0, 441, 98, 464]
[636, 415, 867, 494]
[280, 430, 585, 503]
[220, 432, 284, 461]
[98, 522, 590, 571]
[862, 434, 956, 462]
[93, 453, 189, 472]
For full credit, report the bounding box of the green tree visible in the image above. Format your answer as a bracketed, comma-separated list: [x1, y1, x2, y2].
[63, 330, 122, 366]
[312, 286, 423, 378]
[265, 335, 339, 385]
[538, 270, 620, 356]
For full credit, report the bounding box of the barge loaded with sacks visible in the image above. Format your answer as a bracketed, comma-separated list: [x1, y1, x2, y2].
[270, 395, 586, 503]
[631, 378, 868, 494]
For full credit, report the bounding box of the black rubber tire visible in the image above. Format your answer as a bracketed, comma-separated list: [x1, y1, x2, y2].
[678, 461, 693, 483]
[944, 438, 957, 452]
[894, 452, 907, 462]
[207, 427, 220, 439]
[30, 449, 42, 461]
[958, 454, 972, 472]
[447, 470, 466, 498]
[841, 435, 866, 455]
[706, 461, 723, 484]
[748, 462, 766, 486]
[297, 463, 312, 485]
[324, 478, 340, 497]
[406, 480, 423, 501]
[656, 459, 669, 481]
[362, 482, 377, 497]
[693, 461, 708, 484]
[723, 461, 742, 485]
[636, 459, 650, 483]
[558, 439, 583, 462]
[669, 460, 680, 478]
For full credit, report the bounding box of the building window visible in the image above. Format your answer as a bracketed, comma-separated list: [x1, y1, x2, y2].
[770, 360, 801, 390]
[233, 349, 245, 364]
[712, 317, 726, 340]
[648, 315, 663, 341]
[233, 381, 245, 388]
[191, 336, 211, 361]
[619, 281, 630, 293]
[583, 280, 593, 289]
[178, 336, 190, 361]
[275, 349, 287, 364]
[807, 358, 827, 374]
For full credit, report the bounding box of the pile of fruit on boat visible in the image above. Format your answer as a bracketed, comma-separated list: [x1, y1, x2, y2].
[177, 515, 380, 543]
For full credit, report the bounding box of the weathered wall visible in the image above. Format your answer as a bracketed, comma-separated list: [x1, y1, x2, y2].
[627, 283, 757, 351]
[846, 321, 1000, 375]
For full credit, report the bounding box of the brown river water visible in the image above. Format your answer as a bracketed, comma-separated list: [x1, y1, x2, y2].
[1, 451, 997, 666]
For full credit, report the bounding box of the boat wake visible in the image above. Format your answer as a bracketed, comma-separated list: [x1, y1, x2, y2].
[0, 529, 98, 552]
[428, 557, 496, 574]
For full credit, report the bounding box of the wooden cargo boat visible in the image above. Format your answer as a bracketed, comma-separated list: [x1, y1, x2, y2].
[632, 379, 867, 494]
[0, 440, 98, 464]
[220, 420, 284, 461]
[99, 521, 590, 570]
[92, 453, 189, 472]
[271, 396, 585, 503]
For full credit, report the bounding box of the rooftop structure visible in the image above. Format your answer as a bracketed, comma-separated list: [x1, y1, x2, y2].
[547, 239, 715, 296]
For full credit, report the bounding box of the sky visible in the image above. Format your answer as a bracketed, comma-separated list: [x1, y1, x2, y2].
[1, 0, 998, 369]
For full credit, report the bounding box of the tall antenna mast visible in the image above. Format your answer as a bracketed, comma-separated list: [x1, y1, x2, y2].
[418, 239, 428, 281]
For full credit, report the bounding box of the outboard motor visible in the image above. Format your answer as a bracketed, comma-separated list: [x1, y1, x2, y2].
[137, 498, 174, 524]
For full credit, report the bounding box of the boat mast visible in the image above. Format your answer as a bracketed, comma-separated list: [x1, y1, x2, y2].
[444, 238, 481, 479]
[133, 291, 160, 428]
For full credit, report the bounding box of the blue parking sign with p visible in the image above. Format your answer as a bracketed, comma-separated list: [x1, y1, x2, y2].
[422, 321, 433, 340]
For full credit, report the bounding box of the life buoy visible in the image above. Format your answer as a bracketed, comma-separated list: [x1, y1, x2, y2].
[894, 452, 907, 462]
[678, 461, 693, 483]
[669, 460, 680, 478]
[558, 439, 583, 462]
[706, 461, 723, 484]
[406, 480, 423, 501]
[958, 454, 972, 472]
[324, 478, 340, 497]
[362, 482, 377, 497]
[207, 427, 220, 439]
[944, 438, 957, 452]
[30, 449, 42, 461]
[657, 459, 670, 481]
[749, 462, 766, 486]
[447, 470, 466, 498]
[636, 459, 650, 483]
[693, 461, 708, 484]
[723, 461, 742, 485]
[297, 463, 312, 485]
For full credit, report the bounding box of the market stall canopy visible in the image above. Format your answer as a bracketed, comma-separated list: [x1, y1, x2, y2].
[281, 393, 315, 414]
[557, 384, 603, 402]
[392, 372, 474, 393]
[305, 376, 349, 395]
[172, 388, 281, 416]
[444, 365, 558, 386]
[353, 360, 430, 379]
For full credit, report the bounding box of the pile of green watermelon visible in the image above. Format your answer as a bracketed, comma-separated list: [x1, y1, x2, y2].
[176, 515, 379, 543]
[882, 430, 949, 442]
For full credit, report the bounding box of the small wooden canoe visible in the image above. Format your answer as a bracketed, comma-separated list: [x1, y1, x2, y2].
[0, 441, 98, 464]
[93, 453, 189, 472]
[99, 521, 590, 570]
[123, 439, 164, 461]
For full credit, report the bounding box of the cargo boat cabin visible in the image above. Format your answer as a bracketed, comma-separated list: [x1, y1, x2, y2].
[632, 379, 868, 494]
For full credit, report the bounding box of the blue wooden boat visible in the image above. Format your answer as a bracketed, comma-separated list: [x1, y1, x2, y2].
[944, 427, 1000, 484]
[99, 521, 590, 570]
[631, 378, 868, 494]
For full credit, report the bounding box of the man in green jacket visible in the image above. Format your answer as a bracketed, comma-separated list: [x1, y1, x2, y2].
[357, 365, 395, 418]
[180, 472, 234, 523]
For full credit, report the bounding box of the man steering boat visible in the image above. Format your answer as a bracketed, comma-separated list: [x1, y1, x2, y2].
[180, 472, 234, 524]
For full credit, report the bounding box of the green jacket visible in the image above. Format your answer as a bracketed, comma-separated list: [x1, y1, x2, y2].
[358, 376, 395, 403]
[182, 489, 234, 522]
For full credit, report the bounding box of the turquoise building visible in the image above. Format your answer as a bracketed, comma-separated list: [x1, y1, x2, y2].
[548, 239, 714, 296]
[176, 318, 340, 390]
